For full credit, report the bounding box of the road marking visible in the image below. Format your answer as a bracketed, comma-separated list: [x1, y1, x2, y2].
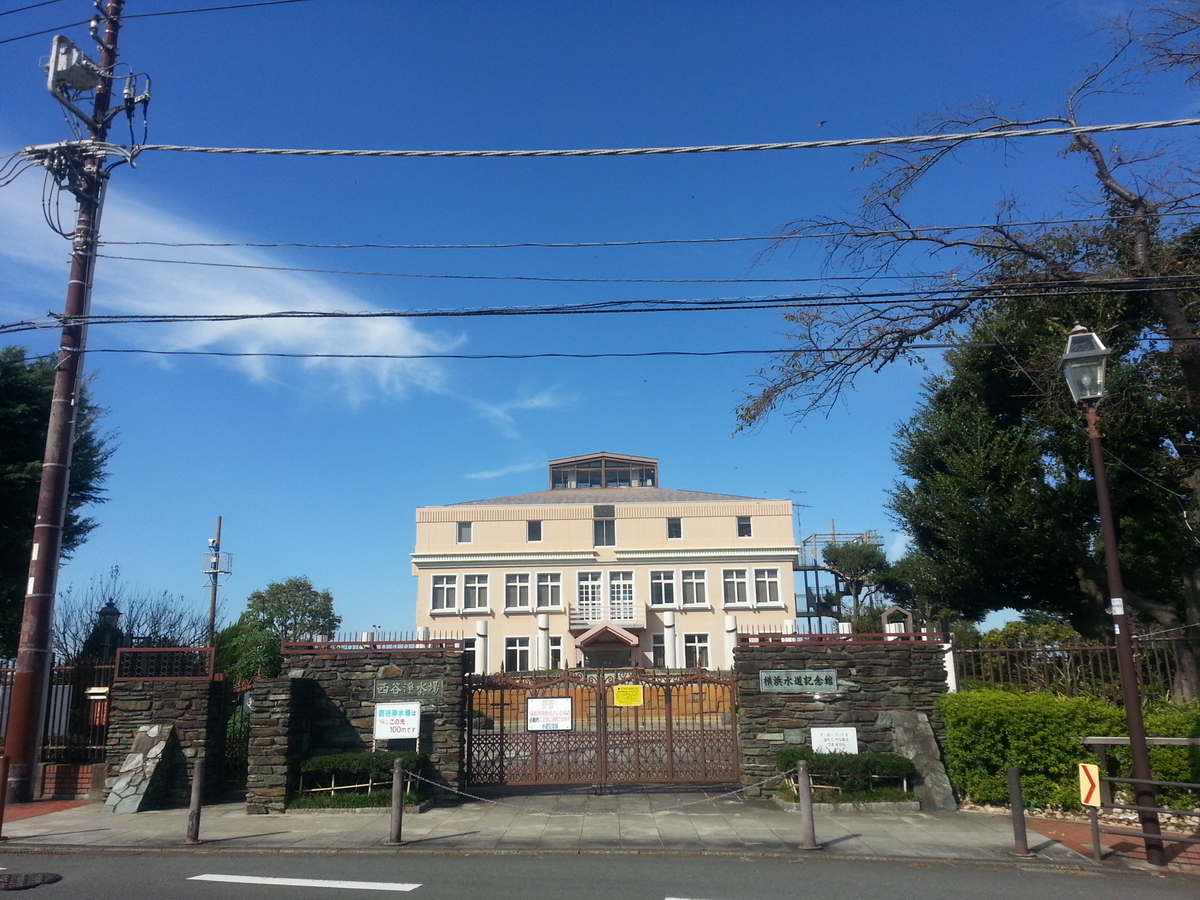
[188, 874, 421, 892]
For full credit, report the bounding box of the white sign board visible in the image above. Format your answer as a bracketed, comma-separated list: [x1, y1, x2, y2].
[527, 697, 572, 732]
[811, 726, 858, 754]
[373, 702, 420, 740]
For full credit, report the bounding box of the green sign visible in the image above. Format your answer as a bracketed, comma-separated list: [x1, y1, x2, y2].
[374, 677, 444, 701]
[758, 669, 837, 693]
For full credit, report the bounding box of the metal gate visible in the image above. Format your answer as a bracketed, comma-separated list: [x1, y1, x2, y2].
[465, 668, 739, 788]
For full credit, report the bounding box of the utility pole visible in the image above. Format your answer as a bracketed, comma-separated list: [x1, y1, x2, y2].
[5, 0, 126, 803]
[202, 517, 231, 646]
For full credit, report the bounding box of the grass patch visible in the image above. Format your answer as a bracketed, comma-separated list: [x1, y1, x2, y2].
[287, 787, 431, 810]
[776, 783, 916, 805]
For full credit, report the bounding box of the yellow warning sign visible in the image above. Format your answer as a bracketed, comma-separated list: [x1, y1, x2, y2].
[613, 684, 644, 707]
[1079, 763, 1101, 807]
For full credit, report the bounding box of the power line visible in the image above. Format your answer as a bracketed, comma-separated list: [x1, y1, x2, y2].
[122, 117, 1200, 160]
[0, 1, 65, 18]
[0, 0, 317, 45]
[5, 278, 1200, 336]
[88, 252, 1200, 290]
[94, 211, 1200, 252]
[79, 344, 980, 361]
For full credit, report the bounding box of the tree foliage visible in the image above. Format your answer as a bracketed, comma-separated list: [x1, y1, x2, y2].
[734, 8, 1200, 699]
[1, 346, 112, 654]
[218, 576, 340, 686]
[820, 541, 888, 620]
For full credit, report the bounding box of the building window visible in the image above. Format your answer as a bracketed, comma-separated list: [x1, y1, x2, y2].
[505, 574, 531, 609]
[527, 520, 542, 542]
[609, 571, 635, 617]
[536, 573, 561, 608]
[432, 575, 457, 610]
[650, 570, 675, 606]
[667, 518, 682, 539]
[681, 570, 707, 606]
[684, 633, 710, 668]
[722, 569, 748, 605]
[463, 637, 476, 672]
[593, 516, 616, 547]
[457, 521, 473, 543]
[549, 636, 563, 669]
[505, 636, 530, 671]
[463, 574, 489, 610]
[577, 571, 602, 606]
[651, 634, 666, 668]
[736, 516, 752, 538]
[754, 568, 781, 605]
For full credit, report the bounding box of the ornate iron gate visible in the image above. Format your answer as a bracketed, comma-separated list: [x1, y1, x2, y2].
[465, 668, 739, 788]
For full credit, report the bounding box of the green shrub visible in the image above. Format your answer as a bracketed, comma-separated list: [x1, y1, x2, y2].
[299, 750, 426, 780]
[776, 749, 916, 793]
[936, 690, 1123, 809]
[1107, 702, 1200, 808]
[287, 786, 431, 810]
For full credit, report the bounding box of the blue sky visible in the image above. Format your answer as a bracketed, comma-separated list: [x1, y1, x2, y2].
[1, 1, 1195, 635]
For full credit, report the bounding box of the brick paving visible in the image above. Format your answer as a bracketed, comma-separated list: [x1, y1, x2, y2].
[1027, 816, 1200, 875]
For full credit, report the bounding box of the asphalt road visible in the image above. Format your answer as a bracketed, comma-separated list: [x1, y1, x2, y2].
[0, 851, 1193, 900]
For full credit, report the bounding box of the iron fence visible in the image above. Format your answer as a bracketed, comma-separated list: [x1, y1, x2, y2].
[953, 639, 1187, 702]
[0, 660, 114, 764]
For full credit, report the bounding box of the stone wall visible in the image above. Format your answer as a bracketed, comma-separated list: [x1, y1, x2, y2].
[104, 678, 229, 805]
[244, 650, 466, 814]
[734, 641, 949, 795]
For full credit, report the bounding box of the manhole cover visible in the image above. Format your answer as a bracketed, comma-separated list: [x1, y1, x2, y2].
[0, 874, 62, 891]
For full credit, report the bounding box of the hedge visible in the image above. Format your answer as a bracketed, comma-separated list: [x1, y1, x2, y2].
[936, 691, 1125, 809]
[299, 750, 426, 780]
[776, 749, 915, 793]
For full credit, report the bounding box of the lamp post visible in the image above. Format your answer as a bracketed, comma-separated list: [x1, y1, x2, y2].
[1061, 325, 1165, 867]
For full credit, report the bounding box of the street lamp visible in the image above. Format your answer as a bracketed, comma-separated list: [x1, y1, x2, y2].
[1060, 325, 1165, 867]
[96, 601, 121, 631]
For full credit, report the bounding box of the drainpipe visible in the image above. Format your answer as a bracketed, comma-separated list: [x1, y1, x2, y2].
[724, 615, 738, 669]
[536, 613, 551, 670]
[663, 611, 677, 668]
[474, 620, 489, 675]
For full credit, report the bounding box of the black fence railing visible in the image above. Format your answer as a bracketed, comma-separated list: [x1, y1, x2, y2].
[0, 661, 115, 764]
[953, 639, 1187, 702]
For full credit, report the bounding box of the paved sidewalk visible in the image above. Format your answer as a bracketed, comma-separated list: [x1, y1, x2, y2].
[0, 788, 1094, 866]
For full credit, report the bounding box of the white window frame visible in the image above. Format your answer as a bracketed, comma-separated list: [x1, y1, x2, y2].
[609, 571, 635, 618]
[736, 516, 752, 538]
[536, 572, 562, 609]
[683, 633, 710, 669]
[432, 574, 457, 611]
[463, 573, 489, 610]
[649, 570, 676, 607]
[457, 521, 473, 543]
[666, 517, 682, 539]
[650, 634, 666, 668]
[753, 568, 781, 606]
[548, 636, 563, 669]
[722, 569, 749, 606]
[681, 570, 708, 607]
[504, 636, 530, 672]
[527, 520, 542, 542]
[505, 573, 531, 610]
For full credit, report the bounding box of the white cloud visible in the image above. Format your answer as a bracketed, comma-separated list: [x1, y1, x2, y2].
[456, 389, 573, 438]
[465, 461, 543, 480]
[0, 177, 456, 405]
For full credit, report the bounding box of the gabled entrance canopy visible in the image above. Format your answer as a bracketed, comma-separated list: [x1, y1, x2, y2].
[574, 623, 640, 647]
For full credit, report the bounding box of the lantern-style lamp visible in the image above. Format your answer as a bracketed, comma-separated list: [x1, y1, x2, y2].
[96, 600, 121, 629]
[1060, 325, 1110, 404]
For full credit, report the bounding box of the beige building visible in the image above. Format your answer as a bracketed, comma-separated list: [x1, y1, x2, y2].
[412, 453, 801, 672]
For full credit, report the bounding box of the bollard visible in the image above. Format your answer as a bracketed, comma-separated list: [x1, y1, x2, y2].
[183, 757, 206, 845]
[1089, 807, 1103, 862]
[0, 756, 9, 842]
[386, 757, 406, 845]
[1007, 766, 1035, 858]
[795, 761, 819, 851]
